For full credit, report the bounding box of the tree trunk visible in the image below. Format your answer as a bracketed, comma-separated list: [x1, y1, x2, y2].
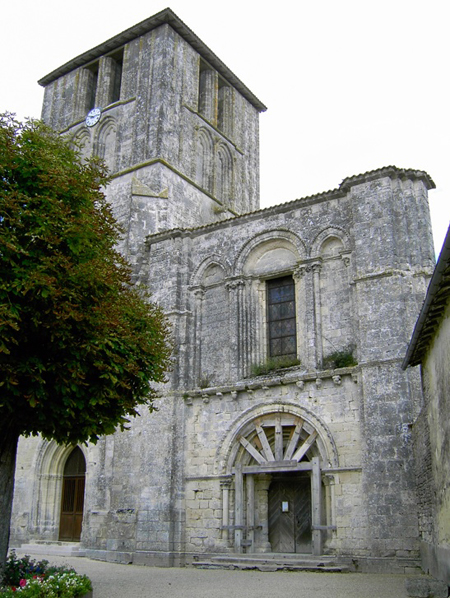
[0, 421, 19, 575]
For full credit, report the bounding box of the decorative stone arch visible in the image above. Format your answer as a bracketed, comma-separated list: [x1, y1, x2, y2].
[309, 226, 353, 365]
[189, 255, 230, 386]
[231, 231, 308, 375]
[195, 127, 214, 192]
[310, 226, 351, 260]
[71, 128, 92, 162]
[30, 440, 87, 541]
[216, 403, 338, 555]
[214, 142, 233, 206]
[217, 402, 339, 475]
[233, 230, 307, 278]
[93, 116, 117, 172]
[190, 254, 230, 288]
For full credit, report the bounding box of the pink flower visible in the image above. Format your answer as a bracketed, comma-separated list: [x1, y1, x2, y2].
[19, 579, 27, 587]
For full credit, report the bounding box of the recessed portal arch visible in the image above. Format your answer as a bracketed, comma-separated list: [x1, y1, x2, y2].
[218, 404, 338, 555]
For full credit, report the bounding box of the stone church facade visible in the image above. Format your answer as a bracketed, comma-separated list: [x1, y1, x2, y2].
[10, 9, 437, 571]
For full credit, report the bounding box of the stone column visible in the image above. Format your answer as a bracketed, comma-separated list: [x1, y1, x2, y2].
[226, 279, 245, 379]
[218, 85, 233, 137]
[192, 288, 204, 387]
[311, 260, 323, 368]
[255, 474, 272, 553]
[74, 68, 97, 120]
[293, 265, 307, 366]
[234, 465, 244, 553]
[199, 68, 216, 122]
[311, 457, 323, 555]
[342, 252, 356, 356]
[220, 478, 232, 547]
[96, 56, 115, 108]
[246, 474, 255, 552]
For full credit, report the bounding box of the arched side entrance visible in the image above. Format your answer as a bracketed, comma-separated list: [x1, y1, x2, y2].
[220, 405, 338, 556]
[59, 447, 86, 541]
[30, 441, 88, 542]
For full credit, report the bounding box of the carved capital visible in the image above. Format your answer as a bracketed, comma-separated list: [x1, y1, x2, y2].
[341, 252, 351, 267]
[225, 278, 245, 292]
[311, 261, 322, 274]
[192, 287, 205, 299]
[293, 265, 307, 279]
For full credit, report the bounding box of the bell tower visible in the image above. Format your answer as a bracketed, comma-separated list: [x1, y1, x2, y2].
[38, 9, 266, 259]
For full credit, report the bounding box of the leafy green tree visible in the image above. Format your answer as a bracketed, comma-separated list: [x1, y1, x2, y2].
[0, 114, 171, 571]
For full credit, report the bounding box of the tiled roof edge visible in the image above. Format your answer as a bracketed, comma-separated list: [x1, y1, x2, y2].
[145, 165, 435, 243]
[340, 165, 435, 192]
[403, 226, 450, 369]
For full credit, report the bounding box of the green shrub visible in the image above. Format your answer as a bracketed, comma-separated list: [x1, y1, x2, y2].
[251, 356, 300, 376]
[0, 551, 92, 597]
[322, 347, 357, 369]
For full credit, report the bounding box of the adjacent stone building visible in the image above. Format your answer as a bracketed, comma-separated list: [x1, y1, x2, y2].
[10, 8, 438, 571]
[403, 227, 450, 586]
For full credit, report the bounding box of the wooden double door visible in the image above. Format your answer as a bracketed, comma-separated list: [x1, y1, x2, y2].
[268, 474, 312, 553]
[59, 447, 85, 542]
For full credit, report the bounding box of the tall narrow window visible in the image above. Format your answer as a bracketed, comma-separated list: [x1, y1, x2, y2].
[109, 49, 124, 104]
[267, 276, 297, 358]
[198, 60, 215, 122]
[85, 63, 99, 111]
[218, 79, 232, 136]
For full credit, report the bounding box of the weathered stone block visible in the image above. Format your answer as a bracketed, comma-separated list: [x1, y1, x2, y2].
[405, 577, 448, 598]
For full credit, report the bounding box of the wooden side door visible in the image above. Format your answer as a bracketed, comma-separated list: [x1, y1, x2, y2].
[293, 478, 312, 553]
[59, 448, 86, 541]
[268, 475, 312, 553]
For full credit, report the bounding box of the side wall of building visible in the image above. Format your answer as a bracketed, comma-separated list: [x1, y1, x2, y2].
[413, 301, 450, 585]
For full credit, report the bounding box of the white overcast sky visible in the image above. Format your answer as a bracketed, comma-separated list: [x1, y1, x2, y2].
[2, 1, 449, 255]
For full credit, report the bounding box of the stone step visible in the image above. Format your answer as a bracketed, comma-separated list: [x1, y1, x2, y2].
[17, 542, 86, 557]
[191, 553, 350, 572]
[195, 562, 351, 572]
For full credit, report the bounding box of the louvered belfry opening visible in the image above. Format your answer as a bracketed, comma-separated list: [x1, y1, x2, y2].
[59, 447, 86, 541]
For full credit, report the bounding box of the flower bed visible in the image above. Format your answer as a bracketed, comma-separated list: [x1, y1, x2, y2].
[0, 551, 92, 597]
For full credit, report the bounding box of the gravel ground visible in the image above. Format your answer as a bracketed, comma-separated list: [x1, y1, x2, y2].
[15, 552, 410, 598]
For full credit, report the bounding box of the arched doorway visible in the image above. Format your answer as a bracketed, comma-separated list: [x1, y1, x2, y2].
[221, 406, 338, 556]
[59, 447, 86, 541]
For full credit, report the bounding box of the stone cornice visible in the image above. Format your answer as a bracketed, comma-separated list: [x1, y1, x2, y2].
[144, 165, 435, 246]
[180, 365, 359, 403]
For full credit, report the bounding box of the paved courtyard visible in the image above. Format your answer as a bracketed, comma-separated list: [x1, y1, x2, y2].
[16, 553, 412, 598]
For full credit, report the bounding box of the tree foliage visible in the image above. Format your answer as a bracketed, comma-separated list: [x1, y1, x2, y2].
[0, 113, 172, 444]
